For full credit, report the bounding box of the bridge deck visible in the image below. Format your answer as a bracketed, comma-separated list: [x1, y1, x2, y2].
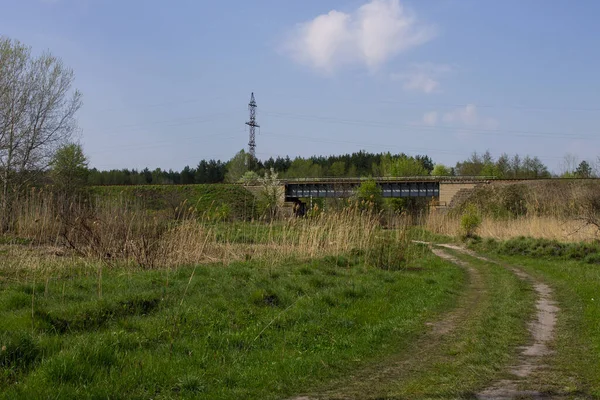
[281, 177, 600, 201]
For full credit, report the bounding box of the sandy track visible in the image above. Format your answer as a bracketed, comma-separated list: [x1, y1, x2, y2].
[437, 244, 560, 400]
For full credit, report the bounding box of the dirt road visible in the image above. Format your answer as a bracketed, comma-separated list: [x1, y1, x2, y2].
[287, 243, 562, 400]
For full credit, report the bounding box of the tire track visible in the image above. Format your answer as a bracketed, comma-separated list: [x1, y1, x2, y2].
[437, 244, 560, 400]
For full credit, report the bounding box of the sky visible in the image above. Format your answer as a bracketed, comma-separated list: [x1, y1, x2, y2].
[1, 0, 600, 173]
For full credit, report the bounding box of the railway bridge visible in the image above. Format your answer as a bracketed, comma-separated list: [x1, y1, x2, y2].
[283, 177, 492, 210]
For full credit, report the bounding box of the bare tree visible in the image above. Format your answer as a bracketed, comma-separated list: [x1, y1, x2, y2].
[560, 153, 579, 177]
[0, 37, 82, 230]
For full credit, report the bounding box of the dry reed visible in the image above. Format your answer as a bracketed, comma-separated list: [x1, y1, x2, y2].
[3, 190, 408, 271]
[427, 211, 600, 242]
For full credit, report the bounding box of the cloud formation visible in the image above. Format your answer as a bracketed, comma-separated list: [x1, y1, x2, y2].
[283, 0, 435, 73]
[423, 104, 498, 129]
[422, 111, 439, 126]
[391, 63, 452, 93]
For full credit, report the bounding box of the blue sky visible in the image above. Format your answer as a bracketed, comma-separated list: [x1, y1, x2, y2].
[1, 0, 599, 173]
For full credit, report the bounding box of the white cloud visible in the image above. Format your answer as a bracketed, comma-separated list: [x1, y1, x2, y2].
[391, 63, 452, 93]
[283, 0, 435, 73]
[422, 111, 438, 126]
[443, 104, 479, 125]
[422, 104, 498, 129]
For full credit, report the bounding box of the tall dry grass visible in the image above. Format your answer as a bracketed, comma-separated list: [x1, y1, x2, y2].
[427, 180, 600, 242]
[426, 212, 600, 242]
[3, 189, 409, 271]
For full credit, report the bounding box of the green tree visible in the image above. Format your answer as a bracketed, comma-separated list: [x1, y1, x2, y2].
[284, 158, 323, 179]
[240, 170, 260, 185]
[258, 168, 284, 220]
[50, 143, 88, 195]
[329, 161, 346, 177]
[347, 164, 358, 177]
[522, 156, 550, 178]
[225, 150, 248, 183]
[495, 153, 511, 178]
[431, 164, 452, 176]
[381, 155, 428, 176]
[142, 167, 153, 184]
[455, 152, 485, 176]
[575, 160, 593, 178]
[180, 165, 195, 184]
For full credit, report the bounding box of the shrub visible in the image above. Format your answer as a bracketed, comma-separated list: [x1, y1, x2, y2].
[500, 184, 529, 217]
[355, 179, 383, 212]
[460, 205, 481, 239]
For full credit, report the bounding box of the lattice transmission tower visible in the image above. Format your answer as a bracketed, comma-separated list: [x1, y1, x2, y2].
[245, 92, 259, 159]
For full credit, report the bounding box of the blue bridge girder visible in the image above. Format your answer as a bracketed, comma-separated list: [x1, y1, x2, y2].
[284, 177, 443, 200]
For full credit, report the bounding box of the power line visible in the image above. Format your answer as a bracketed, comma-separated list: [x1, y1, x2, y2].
[93, 93, 600, 114]
[377, 100, 600, 112]
[95, 96, 226, 113]
[88, 130, 245, 155]
[85, 111, 240, 137]
[261, 110, 599, 140]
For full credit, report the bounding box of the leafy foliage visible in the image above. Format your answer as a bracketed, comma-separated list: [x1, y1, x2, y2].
[50, 143, 89, 195]
[355, 179, 383, 211]
[460, 204, 481, 239]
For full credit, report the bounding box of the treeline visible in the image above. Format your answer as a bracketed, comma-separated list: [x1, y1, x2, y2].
[84, 149, 596, 186]
[87, 160, 227, 185]
[454, 151, 551, 178]
[86, 150, 434, 185]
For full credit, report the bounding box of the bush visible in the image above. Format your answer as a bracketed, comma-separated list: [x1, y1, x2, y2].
[500, 184, 529, 217]
[460, 205, 481, 239]
[355, 179, 383, 212]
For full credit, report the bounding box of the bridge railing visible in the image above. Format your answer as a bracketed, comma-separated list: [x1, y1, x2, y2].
[282, 176, 497, 184]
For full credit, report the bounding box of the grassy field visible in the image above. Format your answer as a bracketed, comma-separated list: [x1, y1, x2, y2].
[0, 247, 464, 399]
[3, 182, 600, 399]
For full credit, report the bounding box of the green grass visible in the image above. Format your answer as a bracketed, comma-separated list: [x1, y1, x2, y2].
[211, 221, 300, 245]
[474, 238, 600, 397]
[479, 236, 600, 264]
[0, 236, 32, 246]
[0, 249, 464, 399]
[390, 250, 535, 398]
[407, 226, 455, 244]
[319, 247, 536, 399]
[88, 184, 259, 220]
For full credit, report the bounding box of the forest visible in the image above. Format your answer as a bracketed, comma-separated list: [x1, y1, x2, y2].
[84, 149, 594, 186]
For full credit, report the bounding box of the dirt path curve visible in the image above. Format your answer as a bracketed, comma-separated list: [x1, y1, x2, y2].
[287, 244, 486, 400]
[437, 244, 560, 400]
